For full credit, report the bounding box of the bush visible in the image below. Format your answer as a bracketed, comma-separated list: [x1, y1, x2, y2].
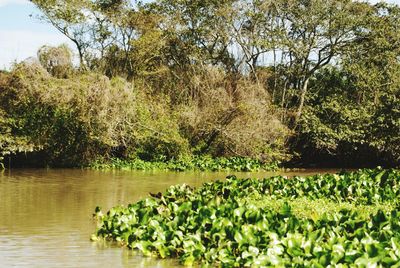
[178, 67, 290, 163]
[0, 72, 35, 167]
[0, 62, 290, 167]
[296, 68, 400, 167]
[130, 92, 190, 161]
[0, 63, 188, 166]
[37, 44, 74, 78]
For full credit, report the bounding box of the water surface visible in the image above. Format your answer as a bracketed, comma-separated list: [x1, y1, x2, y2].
[0, 169, 339, 267]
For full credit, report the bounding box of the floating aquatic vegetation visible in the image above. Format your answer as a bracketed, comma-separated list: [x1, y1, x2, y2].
[90, 156, 280, 172]
[93, 168, 400, 266]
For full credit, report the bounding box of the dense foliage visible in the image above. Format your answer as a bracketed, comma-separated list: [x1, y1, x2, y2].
[0, 62, 288, 167]
[1, 0, 400, 167]
[93, 168, 400, 266]
[298, 67, 400, 166]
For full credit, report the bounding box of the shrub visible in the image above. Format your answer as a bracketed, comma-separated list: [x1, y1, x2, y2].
[178, 67, 291, 163]
[37, 44, 74, 78]
[129, 92, 190, 161]
[0, 63, 188, 166]
[296, 68, 400, 167]
[0, 62, 289, 167]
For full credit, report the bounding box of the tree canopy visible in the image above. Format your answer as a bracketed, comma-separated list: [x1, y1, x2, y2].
[2, 0, 397, 167]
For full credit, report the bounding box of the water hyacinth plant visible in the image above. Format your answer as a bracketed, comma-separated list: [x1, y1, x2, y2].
[90, 156, 280, 172]
[92, 168, 400, 266]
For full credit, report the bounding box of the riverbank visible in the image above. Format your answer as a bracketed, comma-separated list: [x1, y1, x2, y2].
[93, 168, 400, 266]
[2, 60, 399, 172]
[89, 156, 280, 172]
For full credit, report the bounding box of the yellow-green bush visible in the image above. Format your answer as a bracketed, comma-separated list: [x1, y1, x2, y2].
[177, 67, 290, 163]
[0, 61, 289, 167]
[0, 63, 188, 166]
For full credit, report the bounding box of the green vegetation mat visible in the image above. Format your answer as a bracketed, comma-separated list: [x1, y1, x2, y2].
[92, 168, 400, 267]
[90, 156, 279, 172]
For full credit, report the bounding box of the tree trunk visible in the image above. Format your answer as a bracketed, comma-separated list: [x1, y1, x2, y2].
[281, 80, 288, 108]
[295, 77, 309, 124]
[73, 41, 87, 71]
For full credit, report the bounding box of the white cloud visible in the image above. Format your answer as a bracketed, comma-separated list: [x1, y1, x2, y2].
[367, 0, 400, 4]
[0, 0, 28, 7]
[0, 30, 75, 70]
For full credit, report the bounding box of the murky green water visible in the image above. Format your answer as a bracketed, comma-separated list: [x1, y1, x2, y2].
[0, 168, 339, 267]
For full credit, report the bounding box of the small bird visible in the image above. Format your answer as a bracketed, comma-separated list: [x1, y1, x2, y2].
[149, 192, 163, 199]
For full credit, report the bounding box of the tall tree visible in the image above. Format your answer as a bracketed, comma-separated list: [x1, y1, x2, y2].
[157, 0, 238, 71]
[31, 0, 92, 69]
[274, 0, 371, 124]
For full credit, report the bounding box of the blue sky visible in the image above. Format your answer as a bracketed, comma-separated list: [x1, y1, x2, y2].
[1, 0, 400, 70]
[0, 0, 73, 70]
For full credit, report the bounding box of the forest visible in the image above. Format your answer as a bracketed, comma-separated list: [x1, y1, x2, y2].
[0, 0, 399, 169]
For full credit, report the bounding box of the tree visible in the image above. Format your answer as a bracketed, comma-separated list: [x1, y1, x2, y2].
[37, 44, 73, 78]
[295, 3, 400, 166]
[273, 0, 372, 124]
[157, 0, 238, 69]
[31, 0, 93, 69]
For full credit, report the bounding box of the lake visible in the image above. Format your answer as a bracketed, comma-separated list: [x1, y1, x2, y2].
[0, 169, 339, 267]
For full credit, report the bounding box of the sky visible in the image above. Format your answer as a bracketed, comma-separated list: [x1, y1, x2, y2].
[0, 0, 74, 70]
[1, 0, 400, 70]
